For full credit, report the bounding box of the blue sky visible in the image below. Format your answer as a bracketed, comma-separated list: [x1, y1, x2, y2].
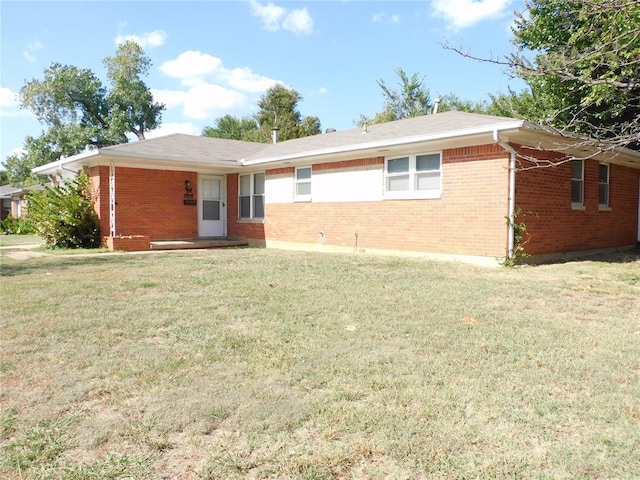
[0, 0, 527, 165]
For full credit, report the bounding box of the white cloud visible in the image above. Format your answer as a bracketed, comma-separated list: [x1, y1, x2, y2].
[152, 83, 251, 121]
[318, 87, 328, 95]
[282, 8, 314, 35]
[8, 146, 26, 158]
[23, 41, 43, 63]
[158, 51, 283, 121]
[250, 0, 314, 35]
[431, 0, 512, 30]
[160, 51, 223, 85]
[183, 84, 248, 120]
[145, 122, 201, 139]
[223, 67, 280, 93]
[0, 87, 22, 116]
[249, 0, 285, 31]
[372, 13, 400, 24]
[151, 89, 187, 109]
[114, 29, 167, 48]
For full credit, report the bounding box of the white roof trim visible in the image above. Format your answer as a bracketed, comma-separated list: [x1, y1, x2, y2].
[239, 120, 526, 166]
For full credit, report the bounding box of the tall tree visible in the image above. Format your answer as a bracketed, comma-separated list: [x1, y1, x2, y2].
[203, 85, 321, 143]
[254, 84, 321, 142]
[103, 42, 164, 141]
[446, 0, 640, 152]
[202, 115, 260, 141]
[5, 41, 164, 185]
[361, 68, 433, 125]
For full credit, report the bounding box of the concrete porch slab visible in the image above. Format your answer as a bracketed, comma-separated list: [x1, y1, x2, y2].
[150, 238, 249, 251]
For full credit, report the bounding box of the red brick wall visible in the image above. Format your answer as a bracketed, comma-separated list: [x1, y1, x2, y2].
[87, 166, 110, 238]
[227, 173, 266, 239]
[515, 154, 639, 254]
[88, 166, 198, 240]
[228, 145, 511, 257]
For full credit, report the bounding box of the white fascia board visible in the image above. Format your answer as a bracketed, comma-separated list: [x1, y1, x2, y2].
[240, 120, 526, 166]
[32, 150, 101, 174]
[33, 148, 238, 174]
[93, 157, 239, 173]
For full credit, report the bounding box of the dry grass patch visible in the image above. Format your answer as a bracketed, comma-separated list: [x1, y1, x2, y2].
[1, 248, 639, 479]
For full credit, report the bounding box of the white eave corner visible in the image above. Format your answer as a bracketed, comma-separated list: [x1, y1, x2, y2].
[32, 149, 101, 174]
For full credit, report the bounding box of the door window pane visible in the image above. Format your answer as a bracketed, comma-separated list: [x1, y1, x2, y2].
[203, 179, 220, 200]
[203, 200, 220, 220]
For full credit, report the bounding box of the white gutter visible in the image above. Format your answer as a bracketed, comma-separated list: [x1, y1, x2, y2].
[494, 130, 517, 260]
[241, 120, 525, 166]
[32, 150, 101, 174]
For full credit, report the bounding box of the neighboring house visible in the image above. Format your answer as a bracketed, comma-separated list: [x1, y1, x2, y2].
[0, 184, 44, 220]
[33, 112, 640, 264]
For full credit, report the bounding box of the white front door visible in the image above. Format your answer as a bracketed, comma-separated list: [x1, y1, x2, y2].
[198, 175, 225, 237]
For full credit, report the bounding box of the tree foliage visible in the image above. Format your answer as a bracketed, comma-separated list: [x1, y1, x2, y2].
[361, 68, 433, 125]
[447, 0, 640, 152]
[202, 115, 261, 141]
[203, 85, 321, 143]
[5, 41, 164, 185]
[27, 171, 100, 249]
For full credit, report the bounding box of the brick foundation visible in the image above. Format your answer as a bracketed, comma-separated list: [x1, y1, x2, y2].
[103, 235, 150, 252]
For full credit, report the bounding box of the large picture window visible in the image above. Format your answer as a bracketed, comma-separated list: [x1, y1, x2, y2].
[239, 172, 265, 219]
[384, 153, 441, 199]
[571, 160, 584, 205]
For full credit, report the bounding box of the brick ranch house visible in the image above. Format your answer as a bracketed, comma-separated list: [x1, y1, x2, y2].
[33, 111, 640, 265]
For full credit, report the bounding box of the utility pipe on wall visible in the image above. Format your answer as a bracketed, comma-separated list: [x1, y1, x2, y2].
[494, 130, 517, 260]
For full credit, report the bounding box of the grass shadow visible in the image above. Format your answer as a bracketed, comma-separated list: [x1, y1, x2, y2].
[0, 254, 137, 277]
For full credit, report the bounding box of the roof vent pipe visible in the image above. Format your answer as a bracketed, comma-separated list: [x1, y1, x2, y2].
[363, 122, 368, 134]
[272, 127, 279, 144]
[433, 98, 441, 114]
[325, 128, 336, 133]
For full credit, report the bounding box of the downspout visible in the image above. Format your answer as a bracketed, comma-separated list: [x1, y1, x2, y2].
[494, 130, 517, 260]
[109, 160, 116, 237]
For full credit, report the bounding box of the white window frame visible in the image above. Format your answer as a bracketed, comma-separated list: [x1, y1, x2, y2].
[295, 166, 312, 202]
[384, 152, 442, 200]
[571, 159, 584, 208]
[238, 172, 265, 219]
[598, 163, 610, 207]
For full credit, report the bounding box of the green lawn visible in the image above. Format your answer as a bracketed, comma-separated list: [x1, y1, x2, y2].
[1, 248, 639, 479]
[0, 234, 41, 247]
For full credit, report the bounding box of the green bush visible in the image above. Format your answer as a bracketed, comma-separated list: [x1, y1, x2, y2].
[0, 213, 35, 235]
[27, 172, 100, 248]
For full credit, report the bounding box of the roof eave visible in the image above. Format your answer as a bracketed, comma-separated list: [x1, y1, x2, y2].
[240, 120, 526, 166]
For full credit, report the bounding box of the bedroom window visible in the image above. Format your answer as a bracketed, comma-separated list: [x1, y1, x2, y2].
[295, 166, 312, 201]
[239, 172, 265, 219]
[571, 160, 584, 206]
[599, 163, 609, 207]
[385, 153, 441, 199]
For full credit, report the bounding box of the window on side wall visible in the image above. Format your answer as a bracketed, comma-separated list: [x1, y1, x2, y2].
[295, 166, 312, 201]
[571, 159, 584, 207]
[239, 172, 265, 219]
[384, 152, 441, 199]
[598, 163, 609, 207]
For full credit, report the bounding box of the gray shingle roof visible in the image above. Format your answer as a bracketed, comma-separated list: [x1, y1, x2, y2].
[101, 133, 266, 165]
[244, 111, 522, 162]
